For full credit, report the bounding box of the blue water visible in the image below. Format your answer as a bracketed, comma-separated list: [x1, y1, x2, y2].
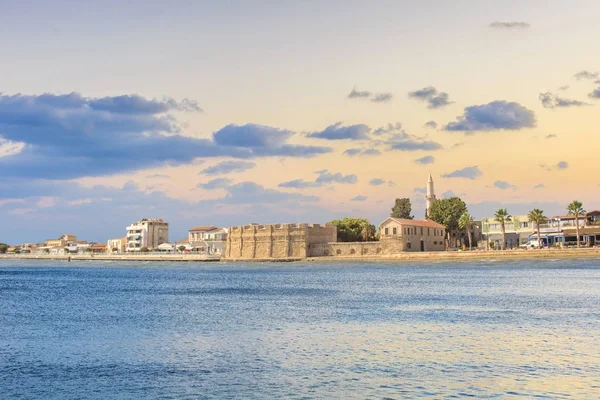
[1, 259, 600, 399]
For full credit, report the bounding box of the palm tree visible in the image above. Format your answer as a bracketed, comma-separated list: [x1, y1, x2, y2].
[458, 212, 474, 251]
[494, 208, 512, 250]
[528, 209, 547, 249]
[567, 200, 586, 248]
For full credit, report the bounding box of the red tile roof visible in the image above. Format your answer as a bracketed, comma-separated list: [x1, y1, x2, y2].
[383, 217, 445, 229]
[188, 225, 217, 232]
[176, 238, 189, 243]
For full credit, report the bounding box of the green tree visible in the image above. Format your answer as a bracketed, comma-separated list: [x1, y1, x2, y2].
[458, 212, 474, 251]
[427, 197, 467, 248]
[178, 245, 186, 253]
[494, 208, 512, 250]
[0, 243, 8, 254]
[390, 198, 413, 219]
[567, 200, 586, 248]
[528, 209, 547, 249]
[112, 247, 119, 253]
[43, 248, 50, 254]
[328, 218, 377, 242]
[140, 246, 150, 253]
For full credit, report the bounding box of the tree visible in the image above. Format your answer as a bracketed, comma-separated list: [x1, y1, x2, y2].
[567, 200, 586, 248]
[494, 208, 512, 250]
[0, 243, 8, 254]
[458, 212, 474, 251]
[427, 197, 467, 248]
[112, 247, 119, 253]
[43, 248, 50, 254]
[328, 218, 377, 242]
[528, 209, 547, 249]
[178, 245, 186, 253]
[390, 198, 413, 219]
[140, 247, 150, 253]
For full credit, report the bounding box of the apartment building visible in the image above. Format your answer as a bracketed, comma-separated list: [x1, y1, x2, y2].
[107, 237, 127, 253]
[126, 218, 169, 251]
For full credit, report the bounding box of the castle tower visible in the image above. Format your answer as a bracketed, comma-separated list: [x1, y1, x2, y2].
[425, 173, 436, 218]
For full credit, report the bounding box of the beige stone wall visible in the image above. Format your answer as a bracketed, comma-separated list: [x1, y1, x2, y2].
[379, 219, 445, 252]
[225, 223, 336, 259]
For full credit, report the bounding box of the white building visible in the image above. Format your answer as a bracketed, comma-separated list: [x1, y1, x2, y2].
[188, 226, 228, 254]
[126, 218, 169, 251]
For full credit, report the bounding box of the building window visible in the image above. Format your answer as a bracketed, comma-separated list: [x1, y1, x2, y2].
[336, 249, 341, 255]
[421, 227, 423, 235]
[385, 228, 389, 235]
[393, 227, 397, 235]
[350, 248, 356, 255]
[407, 242, 412, 250]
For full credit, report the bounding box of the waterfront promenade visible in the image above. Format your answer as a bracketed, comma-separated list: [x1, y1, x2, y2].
[2, 247, 600, 263]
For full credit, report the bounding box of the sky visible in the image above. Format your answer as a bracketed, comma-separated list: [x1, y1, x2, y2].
[1, 0, 600, 243]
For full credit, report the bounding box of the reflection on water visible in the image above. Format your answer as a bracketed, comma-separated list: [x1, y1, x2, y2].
[1, 259, 600, 399]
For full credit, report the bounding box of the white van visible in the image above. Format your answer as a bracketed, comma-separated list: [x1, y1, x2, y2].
[521, 239, 541, 249]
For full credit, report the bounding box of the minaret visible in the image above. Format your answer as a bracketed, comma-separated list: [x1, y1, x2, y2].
[425, 173, 436, 218]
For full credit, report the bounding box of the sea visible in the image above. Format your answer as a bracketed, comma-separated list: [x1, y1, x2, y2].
[1, 259, 599, 399]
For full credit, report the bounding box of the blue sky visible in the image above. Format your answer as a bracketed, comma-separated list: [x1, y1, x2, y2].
[1, 0, 600, 243]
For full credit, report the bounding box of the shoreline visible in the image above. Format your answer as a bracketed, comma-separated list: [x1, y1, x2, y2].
[1, 248, 599, 263]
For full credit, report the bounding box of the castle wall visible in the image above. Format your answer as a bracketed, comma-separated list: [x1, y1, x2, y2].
[225, 223, 336, 259]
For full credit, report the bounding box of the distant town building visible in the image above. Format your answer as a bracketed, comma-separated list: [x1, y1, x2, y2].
[45, 234, 77, 248]
[188, 226, 228, 255]
[126, 218, 169, 251]
[379, 217, 446, 252]
[107, 237, 126, 253]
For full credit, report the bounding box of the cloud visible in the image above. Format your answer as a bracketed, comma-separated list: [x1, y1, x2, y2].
[278, 169, 357, 189]
[371, 93, 393, 103]
[307, 122, 371, 140]
[442, 190, 458, 198]
[452, 142, 464, 148]
[343, 148, 381, 156]
[314, 169, 357, 184]
[424, 120, 438, 129]
[351, 195, 367, 202]
[347, 87, 371, 99]
[413, 187, 427, 195]
[0, 92, 332, 180]
[573, 71, 599, 81]
[441, 166, 483, 180]
[545, 134, 557, 139]
[369, 178, 386, 186]
[413, 155, 435, 164]
[494, 180, 517, 190]
[408, 86, 453, 109]
[0, 138, 25, 158]
[145, 174, 170, 179]
[197, 178, 233, 190]
[67, 198, 93, 206]
[200, 160, 256, 175]
[488, 21, 530, 29]
[389, 139, 443, 151]
[589, 87, 600, 99]
[558, 85, 570, 91]
[277, 179, 322, 189]
[540, 161, 569, 171]
[373, 122, 403, 136]
[533, 183, 545, 189]
[347, 87, 393, 103]
[444, 101, 536, 132]
[539, 92, 589, 108]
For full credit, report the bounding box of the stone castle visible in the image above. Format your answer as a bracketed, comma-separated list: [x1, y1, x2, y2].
[225, 223, 337, 259]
